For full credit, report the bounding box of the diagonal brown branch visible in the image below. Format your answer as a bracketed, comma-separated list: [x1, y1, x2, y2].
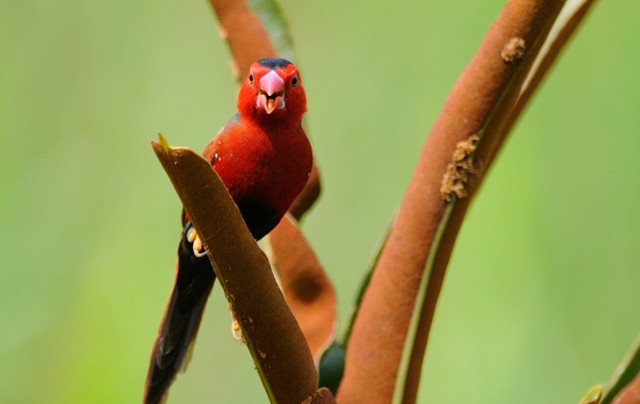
[152, 137, 318, 404]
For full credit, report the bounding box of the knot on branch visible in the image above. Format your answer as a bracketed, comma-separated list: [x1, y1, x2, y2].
[440, 133, 480, 201]
[501, 37, 526, 63]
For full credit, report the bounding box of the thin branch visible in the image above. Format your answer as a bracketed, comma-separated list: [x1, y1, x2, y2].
[207, 0, 277, 81]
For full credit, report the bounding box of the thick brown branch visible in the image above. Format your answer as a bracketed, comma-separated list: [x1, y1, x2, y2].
[152, 138, 318, 404]
[337, 0, 567, 402]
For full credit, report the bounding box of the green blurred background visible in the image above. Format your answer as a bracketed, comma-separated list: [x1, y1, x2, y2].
[1, 0, 639, 402]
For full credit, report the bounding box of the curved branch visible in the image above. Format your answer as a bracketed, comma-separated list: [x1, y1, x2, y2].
[337, 0, 569, 402]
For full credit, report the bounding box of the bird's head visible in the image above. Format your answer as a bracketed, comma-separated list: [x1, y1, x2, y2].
[237, 58, 307, 124]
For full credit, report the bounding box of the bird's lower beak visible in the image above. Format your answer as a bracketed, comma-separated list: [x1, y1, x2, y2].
[256, 70, 286, 114]
[257, 91, 285, 114]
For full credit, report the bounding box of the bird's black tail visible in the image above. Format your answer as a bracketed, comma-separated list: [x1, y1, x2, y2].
[144, 221, 216, 404]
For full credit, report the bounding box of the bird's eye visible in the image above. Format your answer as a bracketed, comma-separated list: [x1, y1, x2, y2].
[248, 73, 254, 84]
[291, 75, 298, 87]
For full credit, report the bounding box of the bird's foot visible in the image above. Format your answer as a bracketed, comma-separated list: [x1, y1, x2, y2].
[186, 225, 208, 258]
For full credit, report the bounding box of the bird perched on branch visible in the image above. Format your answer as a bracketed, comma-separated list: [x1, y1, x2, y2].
[144, 57, 313, 404]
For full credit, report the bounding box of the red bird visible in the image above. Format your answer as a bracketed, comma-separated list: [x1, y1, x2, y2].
[144, 58, 312, 404]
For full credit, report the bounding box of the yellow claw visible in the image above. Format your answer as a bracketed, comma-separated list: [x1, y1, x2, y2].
[186, 227, 207, 257]
[186, 226, 197, 243]
[229, 307, 244, 343]
[231, 318, 243, 341]
[193, 236, 207, 257]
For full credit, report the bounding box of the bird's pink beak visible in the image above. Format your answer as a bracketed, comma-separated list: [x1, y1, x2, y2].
[256, 70, 286, 114]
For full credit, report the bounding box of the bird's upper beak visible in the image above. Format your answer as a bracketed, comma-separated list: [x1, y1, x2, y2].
[256, 70, 286, 114]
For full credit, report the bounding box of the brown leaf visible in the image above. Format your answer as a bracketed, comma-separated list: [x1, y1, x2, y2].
[268, 214, 337, 362]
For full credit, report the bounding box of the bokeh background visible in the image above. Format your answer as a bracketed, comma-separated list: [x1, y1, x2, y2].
[2, 0, 639, 402]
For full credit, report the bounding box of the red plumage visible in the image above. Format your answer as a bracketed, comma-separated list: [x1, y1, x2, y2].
[144, 58, 312, 404]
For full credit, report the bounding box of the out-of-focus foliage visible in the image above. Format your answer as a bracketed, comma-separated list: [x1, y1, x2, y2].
[0, 1, 638, 403]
